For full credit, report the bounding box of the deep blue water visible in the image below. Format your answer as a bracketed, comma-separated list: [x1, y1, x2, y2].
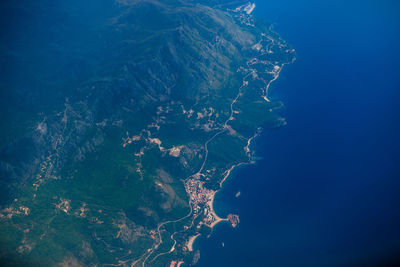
[196, 0, 400, 265]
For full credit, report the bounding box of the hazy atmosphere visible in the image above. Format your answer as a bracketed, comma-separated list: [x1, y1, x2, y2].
[1, 0, 399, 266]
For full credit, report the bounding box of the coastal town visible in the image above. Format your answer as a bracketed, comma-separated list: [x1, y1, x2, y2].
[0, 2, 295, 267]
[184, 176, 239, 228]
[139, 2, 295, 266]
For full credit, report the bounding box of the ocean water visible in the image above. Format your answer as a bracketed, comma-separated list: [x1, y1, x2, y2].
[195, 0, 400, 265]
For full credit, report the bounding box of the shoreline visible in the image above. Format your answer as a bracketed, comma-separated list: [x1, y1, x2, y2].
[187, 131, 259, 251]
[208, 192, 228, 228]
[187, 56, 293, 253]
[187, 193, 227, 252]
[187, 234, 200, 251]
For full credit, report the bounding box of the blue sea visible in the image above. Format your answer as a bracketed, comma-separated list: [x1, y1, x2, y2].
[195, 0, 400, 265]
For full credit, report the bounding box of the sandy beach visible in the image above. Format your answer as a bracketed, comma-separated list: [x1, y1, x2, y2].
[187, 234, 200, 251]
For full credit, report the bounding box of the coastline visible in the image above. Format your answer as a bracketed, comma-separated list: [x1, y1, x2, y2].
[149, 4, 296, 264]
[208, 192, 228, 228]
[187, 234, 201, 252]
[187, 193, 227, 252]
[188, 131, 259, 251]
[188, 52, 293, 253]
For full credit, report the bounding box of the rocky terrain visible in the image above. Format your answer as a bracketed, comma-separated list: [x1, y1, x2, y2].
[0, 1, 294, 266]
